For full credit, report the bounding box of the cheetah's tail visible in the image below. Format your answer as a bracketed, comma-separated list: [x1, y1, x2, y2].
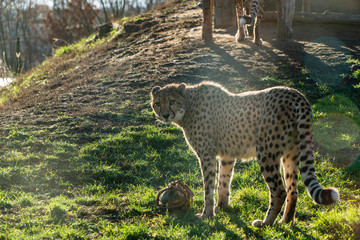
[296, 100, 339, 205]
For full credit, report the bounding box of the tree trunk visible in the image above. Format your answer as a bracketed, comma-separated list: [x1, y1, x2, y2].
[275, 0, 295, 40]
[202, 0, 213, 42]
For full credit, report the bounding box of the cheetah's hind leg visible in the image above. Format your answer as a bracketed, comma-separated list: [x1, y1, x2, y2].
[279, 149, 299, 224]
[252, 150, 286, 227]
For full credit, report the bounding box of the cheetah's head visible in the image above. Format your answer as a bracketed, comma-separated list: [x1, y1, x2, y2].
[150, 83, 186, 124]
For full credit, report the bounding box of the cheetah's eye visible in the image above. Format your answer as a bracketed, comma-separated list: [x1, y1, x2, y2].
[169, 100, 176, 105]
[155, 102, 161, 107]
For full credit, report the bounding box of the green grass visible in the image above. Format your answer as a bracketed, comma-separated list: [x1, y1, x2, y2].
[0, 104, 360, 238]
[311, 94, 360, 167]
[1, 74, 360, 238]
[53, 33, 110, 58]
[348, 58, 360, 88]
[0, 8, 359, 238]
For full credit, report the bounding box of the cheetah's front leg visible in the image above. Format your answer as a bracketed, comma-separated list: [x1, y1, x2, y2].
[198, 153, 217, 218]
[215, 157, 236, 213]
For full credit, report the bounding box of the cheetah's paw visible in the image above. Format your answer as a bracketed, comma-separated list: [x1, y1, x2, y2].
[252, 219, 265, 227]
[196, 211, 214, 219]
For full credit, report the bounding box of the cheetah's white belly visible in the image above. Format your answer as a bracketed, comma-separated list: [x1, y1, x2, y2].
[219, 146, 257, 161]
[241, 147, 257, 160]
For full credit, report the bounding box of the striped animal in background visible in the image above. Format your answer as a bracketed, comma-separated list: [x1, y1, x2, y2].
[235, 0, 264, 45]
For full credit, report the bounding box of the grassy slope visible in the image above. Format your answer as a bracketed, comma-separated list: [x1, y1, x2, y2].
[1, 1, 360, 239]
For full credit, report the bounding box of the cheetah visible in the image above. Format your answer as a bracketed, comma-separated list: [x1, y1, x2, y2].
[150, 81, 339, 227]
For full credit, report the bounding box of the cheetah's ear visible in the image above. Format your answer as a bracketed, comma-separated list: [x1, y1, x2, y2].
[151, 86, 160, 96]
[177, 83, 186, 96]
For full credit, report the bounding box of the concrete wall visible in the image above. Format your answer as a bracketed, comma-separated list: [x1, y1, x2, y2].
[264, 0, 360, 14]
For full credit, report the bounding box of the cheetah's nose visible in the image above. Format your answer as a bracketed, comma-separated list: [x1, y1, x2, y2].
[162, 113, 170, 119]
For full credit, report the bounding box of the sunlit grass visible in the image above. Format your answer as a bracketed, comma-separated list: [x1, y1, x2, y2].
[1, 91, 360, 238]
[0, 6, 359, 238]
[54, 32, 111, 58]
[0, 115, 359, 238]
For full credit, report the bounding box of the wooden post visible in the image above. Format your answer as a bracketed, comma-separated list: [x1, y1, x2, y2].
[16, 37, 21, 74]
[202, 0, 214, 42]
[302, 0, 310, 13]
[275, 0, 295, 40]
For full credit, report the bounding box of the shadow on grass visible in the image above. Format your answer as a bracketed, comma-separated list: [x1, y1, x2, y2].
[164, 211, 245, 239]
[291, 226, 321, 240]
[79, 125, 201, 190]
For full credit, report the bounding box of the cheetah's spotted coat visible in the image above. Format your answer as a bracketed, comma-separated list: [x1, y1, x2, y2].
[150, 82, 339, 227]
